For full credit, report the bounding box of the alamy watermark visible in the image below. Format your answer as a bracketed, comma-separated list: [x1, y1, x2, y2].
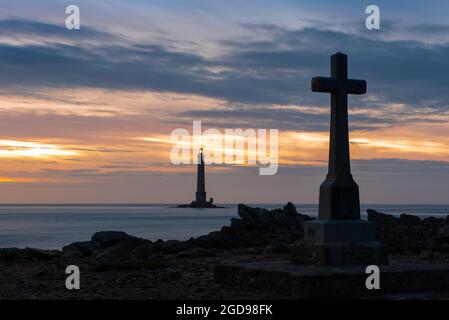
[170, 121, 278, 175]
[365, 5, 380, 30]
[65, 5, 80, 30]
[65, 265, 80, 290]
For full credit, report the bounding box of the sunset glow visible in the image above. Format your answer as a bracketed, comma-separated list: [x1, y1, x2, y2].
[0, 1, 448, 203]
[0, 140, 78, 158]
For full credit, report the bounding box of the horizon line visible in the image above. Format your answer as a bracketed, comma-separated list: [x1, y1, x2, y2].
[0, 202, 448, 206]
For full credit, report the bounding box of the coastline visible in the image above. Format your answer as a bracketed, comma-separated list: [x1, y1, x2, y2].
[1, 203, 449, 299]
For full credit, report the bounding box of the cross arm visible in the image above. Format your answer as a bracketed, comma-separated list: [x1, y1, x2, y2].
[311, 77, 336, 93]
[346, 79, 367, 95]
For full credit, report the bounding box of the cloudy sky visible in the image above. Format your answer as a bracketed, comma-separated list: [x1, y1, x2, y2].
[0, 0, 448, 204]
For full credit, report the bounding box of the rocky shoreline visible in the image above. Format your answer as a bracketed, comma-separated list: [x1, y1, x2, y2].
[1, 203, 449, 299]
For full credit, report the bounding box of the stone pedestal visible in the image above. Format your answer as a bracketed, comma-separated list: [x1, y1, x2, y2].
[291, 220, 388, 266]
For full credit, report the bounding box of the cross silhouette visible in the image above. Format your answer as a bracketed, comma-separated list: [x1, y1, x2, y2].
[312, 52, 366, 220]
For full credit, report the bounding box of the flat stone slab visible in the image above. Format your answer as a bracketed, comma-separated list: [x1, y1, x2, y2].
[291, 240, 388, 266]
[214, 261, 449, 299]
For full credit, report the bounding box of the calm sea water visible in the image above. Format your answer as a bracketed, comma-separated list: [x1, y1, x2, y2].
[0, 204, 448, 249]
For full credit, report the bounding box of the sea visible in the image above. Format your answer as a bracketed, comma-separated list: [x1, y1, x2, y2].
[0, 204, 448, 249]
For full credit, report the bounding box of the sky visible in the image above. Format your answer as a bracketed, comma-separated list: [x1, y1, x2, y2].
[0, 0, 448, 204]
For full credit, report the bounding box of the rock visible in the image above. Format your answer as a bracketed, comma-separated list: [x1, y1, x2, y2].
[95, 241, 136, 260]
[188, 203, 307, 250]
[283, 202, 297, 217]
[438, 226, 449, 242]
[0, 248, 26, 261]
[367, 209, 398, 225]
[63, 241, 101, 258]
[94, 260, 165, 272]
[91, 231, 139, 247]
[33, 269, 49, 277]
[400, 214, 421, 225]
[62, 244, 84, 258]
[87, 231, 155, 260]
[246, 247, 265, 254]
[26, 248, 60, 261]
[267, 241, 290, 254]
[423, 217, 441, 226]
[368, 208, 449, 255]
[152, 240, 186, 254]
[131, 244, 153, 259]
[176, 247, 217, 258]
[230, 218, 249, 230]
[427, 236, 443, 251]
[237, 204, 255, 222]
[193, 230, 238, 250]
[0, 248, 60, 262]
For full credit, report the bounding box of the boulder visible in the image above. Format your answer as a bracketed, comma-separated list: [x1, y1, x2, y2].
[438, 225, 449, 242]
[62, 241, 101, 258]
[0, 247, 60, 262]
[237, 204, 257, 222]
[91, 231, 140, 247]
[189, 203, 306, 250]
[283, 202, 297, 217]
[62, 244, 84, 258]
[176, 247, 217, 258]
[399, 214, 421, 225]
[267, 241, 290, 254]
[152, 239, 186, 254]
[368, 208, 449, 255]
[367, 209, 398, 225]
[95, 241, 136, 260]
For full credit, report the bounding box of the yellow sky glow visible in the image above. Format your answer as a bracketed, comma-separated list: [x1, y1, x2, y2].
[0, 140, 78, 158]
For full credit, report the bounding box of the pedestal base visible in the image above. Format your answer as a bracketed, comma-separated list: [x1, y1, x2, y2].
[291, 219, 388, 266]
[291, 240, 388, 266]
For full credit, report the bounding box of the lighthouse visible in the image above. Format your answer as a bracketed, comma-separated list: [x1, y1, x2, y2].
[195, 148, 207, 205]
[177, 148, 222, 208]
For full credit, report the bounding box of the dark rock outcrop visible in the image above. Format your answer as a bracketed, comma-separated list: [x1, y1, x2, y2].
[367, 209, 449, 255]
[59, 203, 309, 260]
[3, 204, 449, 267]
[188, 202, 310, 250]
[63, 231, 154, 261]
[0, 247, 60, 262]
[176, 247, 217, 258]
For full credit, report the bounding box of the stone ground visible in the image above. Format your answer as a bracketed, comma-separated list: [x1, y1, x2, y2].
[1, 251, 449, 300]
[0, 249, 289, 300]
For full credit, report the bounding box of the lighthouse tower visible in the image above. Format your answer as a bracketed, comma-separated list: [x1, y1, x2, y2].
[195, 148, 207, 205]
[177, 147, 220, 208]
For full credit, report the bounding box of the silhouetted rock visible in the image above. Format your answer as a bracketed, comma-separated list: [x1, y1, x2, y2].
[0, 247, 60, 262]
[187, 203, 308, 250]
[62, 231, 154, 261]
[152, 239, 186, 254]
[283, 202, 297, 217]
[438, 225, 449, 241]
[367, 208, 449, 254]
[266, 241, 291, 254]
[400, 214, 421, 225]
[367, 209, 398, 225]
[91, 231, 140, 247]
[62, 241, 100, 258]
[94, 260, 165, 272]
[176, 247, 217, 258]
[95, 241, 137, 260]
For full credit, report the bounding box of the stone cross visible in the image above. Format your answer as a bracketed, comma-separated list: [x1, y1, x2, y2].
[312, 52, 366, 220]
